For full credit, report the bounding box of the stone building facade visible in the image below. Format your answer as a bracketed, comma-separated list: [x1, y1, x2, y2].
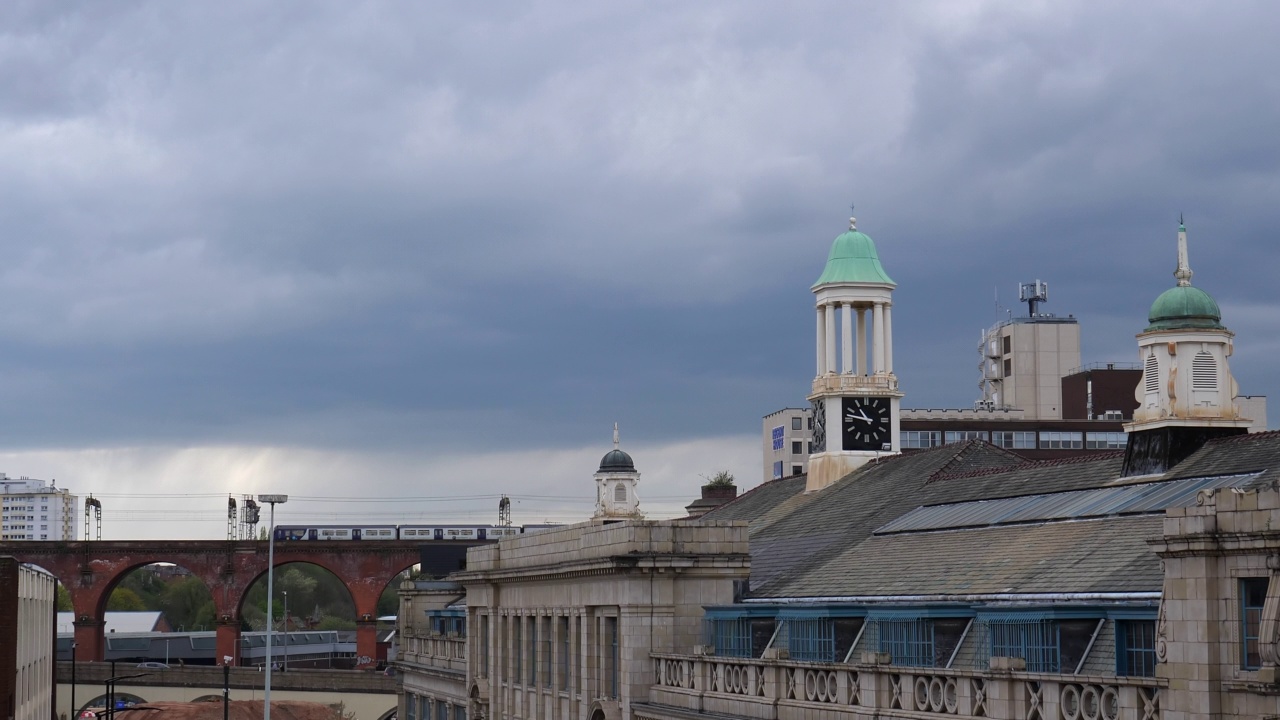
[0, 556, 57, 720]
[395, 219, 1280, 720]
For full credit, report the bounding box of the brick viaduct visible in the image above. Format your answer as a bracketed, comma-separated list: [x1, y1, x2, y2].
[4, 539, 477, 668]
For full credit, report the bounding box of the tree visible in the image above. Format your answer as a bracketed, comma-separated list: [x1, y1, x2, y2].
[160, 576, 216, 630]
[107, 587, 147, 611]
[56, 584, 73, 612]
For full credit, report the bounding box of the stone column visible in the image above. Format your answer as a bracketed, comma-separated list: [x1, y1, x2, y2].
[816, 305, 825, 376]
[825, 304, 837, 375]
[856, 308, 867, 375]
[873, 302, 885, 374]
[841, 302, 853, 374]
[884, 303, 894, 374]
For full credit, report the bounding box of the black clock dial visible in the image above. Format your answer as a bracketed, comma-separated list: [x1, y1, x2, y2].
[810, 399, 826, 453]
[841, 396, 892, 451]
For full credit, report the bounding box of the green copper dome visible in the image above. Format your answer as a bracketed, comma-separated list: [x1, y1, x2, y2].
[812, 219, 895, 288]
[1143, 222, 1224, 332]
[1146, 285, 1223, 331]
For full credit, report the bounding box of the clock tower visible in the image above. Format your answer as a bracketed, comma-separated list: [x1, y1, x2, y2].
[806, 216, 903, 492]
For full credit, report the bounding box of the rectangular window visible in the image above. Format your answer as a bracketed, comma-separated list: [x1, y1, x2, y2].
[944, 430, 989, 444]
[406, 694, 417, 720]
[436, 702, 447, 720]
[1117, 620, 1157, 677]
[1242, 577, 1269, 669]
[791, 465, 803, 476]
[558, 616, 570, 691]
[1002, 335, 1011, 355]
[479, 615, 489, 678]
[992, 431, 1036, 449]
[792, 417, 802, 430]
[1039, 431, 1084, 449]
[900, 431, 942, 449]
[513, 617, 522, 682]
[807, 416, 814, 430]
[989, 620, 1061, 673]
[791, 441, 802, 455]
[603, 616, 619, 699]
[541, 617, 552, 688]
[528, 617, 538, 685]
[784, 617, 863, 663]
[454, 706, 466, 720]
[1086, 432, 1128, 450]
[772, 461, 783, 479]
[878, 618, 968, 668]
[706, 617, 752, 658]
[880, 619, 933, 667]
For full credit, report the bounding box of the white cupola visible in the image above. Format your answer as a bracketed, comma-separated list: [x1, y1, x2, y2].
[593, 424, 642, 519]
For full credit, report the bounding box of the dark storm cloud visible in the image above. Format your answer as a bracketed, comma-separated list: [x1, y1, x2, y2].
[0, 0, 1277, 459]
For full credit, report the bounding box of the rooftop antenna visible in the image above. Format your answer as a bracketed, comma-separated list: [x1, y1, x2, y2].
[1018, 280, 1049, 317]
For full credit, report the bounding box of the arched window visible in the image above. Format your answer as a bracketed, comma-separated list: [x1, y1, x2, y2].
[1192, 351, 1217, 392]
[1144, 354, 1159, 395]
[614, 484, 627, 502]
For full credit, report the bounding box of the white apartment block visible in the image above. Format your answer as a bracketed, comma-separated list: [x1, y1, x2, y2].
[0, 475, 78, 541]
[761, 408, 812, 481]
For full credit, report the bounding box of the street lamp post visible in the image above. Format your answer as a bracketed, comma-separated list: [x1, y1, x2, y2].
[71, 641, 77, 719]
[282, 590, 288, 673]
[258, 494, 288, 720]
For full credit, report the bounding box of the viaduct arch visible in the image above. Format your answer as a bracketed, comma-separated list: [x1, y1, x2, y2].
[5, 539, 479, 667]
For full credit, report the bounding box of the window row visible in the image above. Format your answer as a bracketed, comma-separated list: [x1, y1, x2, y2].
[404, 693, 465, 720]
[900, 430, 1127, 451]
[481, 612, 620, 699]
[704, 613, 1156, 677]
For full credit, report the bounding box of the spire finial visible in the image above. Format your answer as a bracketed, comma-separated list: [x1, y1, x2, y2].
[848, 203, 857, 231]
[613, 422, 619, 449]
[1175, 219, 1193, 287]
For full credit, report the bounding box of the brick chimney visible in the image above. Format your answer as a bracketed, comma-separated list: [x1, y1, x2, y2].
[684, 483, 738, 518]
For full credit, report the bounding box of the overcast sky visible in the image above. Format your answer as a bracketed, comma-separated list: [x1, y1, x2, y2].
[2, 1, 1279, 539]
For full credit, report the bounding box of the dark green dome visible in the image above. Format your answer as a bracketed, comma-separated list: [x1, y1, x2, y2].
[1146, 285, 1223, 331]
[598, 449, 635, 472]
[812, 220, 895, 288]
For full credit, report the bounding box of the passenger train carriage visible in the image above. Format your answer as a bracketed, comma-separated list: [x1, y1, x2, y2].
[272, 524, 547, 541]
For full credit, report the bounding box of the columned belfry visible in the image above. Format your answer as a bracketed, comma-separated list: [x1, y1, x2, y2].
[1122, 221, 1251, 476]
[806, 216, 902, 492]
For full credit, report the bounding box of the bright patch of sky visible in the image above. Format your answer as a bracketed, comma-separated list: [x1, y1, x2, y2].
[1, 1, 1278, 538]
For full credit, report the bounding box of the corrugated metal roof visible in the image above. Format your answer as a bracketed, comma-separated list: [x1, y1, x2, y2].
[874, 472, 1264, 535]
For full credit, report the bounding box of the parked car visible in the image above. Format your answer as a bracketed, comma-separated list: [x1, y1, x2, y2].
[136, 661, 170, 669]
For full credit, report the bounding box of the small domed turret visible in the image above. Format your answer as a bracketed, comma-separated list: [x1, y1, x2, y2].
[812, 217, 896, 288]
[1144, 222, 1224, 331]
[598, 448, 635, 473]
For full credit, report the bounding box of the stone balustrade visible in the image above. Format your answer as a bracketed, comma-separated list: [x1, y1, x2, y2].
[811, 373, 898, 395]
[400, 632, 466, 671]
[649, 653, 1164, 720]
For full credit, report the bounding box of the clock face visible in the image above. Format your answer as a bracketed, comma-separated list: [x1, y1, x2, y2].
[842, 396, 892, 451]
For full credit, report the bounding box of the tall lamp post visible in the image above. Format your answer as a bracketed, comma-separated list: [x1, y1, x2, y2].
[258, 493, 288, 720]
[282, 590, 289, 673]
[71, 641, 77, 719]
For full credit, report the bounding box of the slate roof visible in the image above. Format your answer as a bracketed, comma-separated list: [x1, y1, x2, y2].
[706, 432, 1280, 601]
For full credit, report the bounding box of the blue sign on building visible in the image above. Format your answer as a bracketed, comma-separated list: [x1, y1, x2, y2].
[771, 425, 785, 450]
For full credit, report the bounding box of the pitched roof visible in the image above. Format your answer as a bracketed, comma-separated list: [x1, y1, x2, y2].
[769, 516, 1164, 599]
[715, 433, 1280, 601]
